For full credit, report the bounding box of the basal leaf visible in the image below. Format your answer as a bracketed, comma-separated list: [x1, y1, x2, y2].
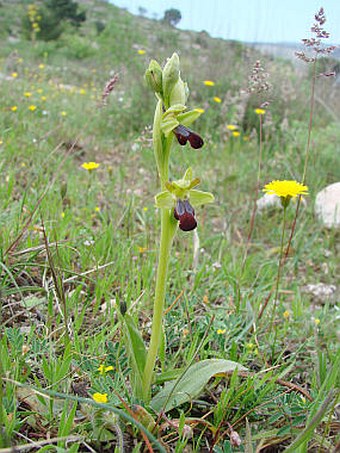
[151, 358, 246, 412]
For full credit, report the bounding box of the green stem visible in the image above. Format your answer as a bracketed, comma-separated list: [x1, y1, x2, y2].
[142, 208, 176, 401]
[270, 205, 287, 356]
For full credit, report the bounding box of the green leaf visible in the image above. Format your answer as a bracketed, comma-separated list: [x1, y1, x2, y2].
[150, 359, 246, 412]
[189, 189, 215, 207]
[160, 115, 179, 137]
[177, 109, 203, 127]
[123, 314, 147, 396]
[155, 191, 174, 209]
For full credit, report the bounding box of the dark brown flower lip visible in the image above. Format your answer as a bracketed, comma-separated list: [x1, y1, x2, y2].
[174, 199, 197, 231]
[173, 125, 204, 149]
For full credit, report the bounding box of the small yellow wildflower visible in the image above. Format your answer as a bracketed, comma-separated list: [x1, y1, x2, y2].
[314, 318, 320, 326]
[203, 80, 215, 86]
[232, 131, 241, 137]
[226, 124, 238, 131]
[41, 96, 47, 101]
[94, 206, 100, 212]
[61, 212, 65, 218]
[11, 106, 18, 112]
[28, 105, 37, 111]
[194, 108, 205, 114]
[39, 64, 45, 70]
[137, 49, 146, 55]
[143, 206, 148, 212]
[138, 246, 147, 254]
[263, 180, 309, 199]
[217, 329, 226, 335]
[24, 92, 32, 97]
[20, 162, 26, 167]
[213, 96, 222, 103]
[60, 111, 67, 116]
[92, 392, 108, 403]
[81, 162, 100, 171]
[79, 88, 86, 95]
[98, 364, 114, 375]
[255, 108, 266, 115]
[11, 72, 18, 78]
[283, 310, 290, 319]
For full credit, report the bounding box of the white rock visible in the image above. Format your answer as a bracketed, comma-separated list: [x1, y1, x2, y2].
[303, 283, 337, 304]
[256, 193, 281, 212]
[315, 182, 340, 228]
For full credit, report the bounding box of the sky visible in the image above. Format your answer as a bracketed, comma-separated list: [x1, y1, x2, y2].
[109, 0, 340, 44]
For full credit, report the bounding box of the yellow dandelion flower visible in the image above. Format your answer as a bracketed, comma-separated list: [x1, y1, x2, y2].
[11, 72, 18, 78]
[226, 124, 238, 131]
[81, 161, 100, 171]
[195, 108, 205, 114]
[39, 64, 45, 70]
[213, 96, 222, 103]
[143, 206, 148, 212]
[98, 364, 114, 375]
[94, 206, 100, 212]
[232, 131, 241, 137]
[28, 105, 37, 111]
[24, 92, 32, 97]
[217, 329, 226, 335]
[255, 108, 266, 115]
[203, 80, 215, 86]
[283, 310, 290, 319]
[11, 106, 18, 112]
[92, 392, 108, 403]
[263, 180, 309, 199]
[137, 49, 146, 55]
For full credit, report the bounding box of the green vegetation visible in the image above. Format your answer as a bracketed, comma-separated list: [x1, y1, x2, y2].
[0, 0, 339, 451]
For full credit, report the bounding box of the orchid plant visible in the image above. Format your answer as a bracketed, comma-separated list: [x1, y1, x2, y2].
[121, 53, 244, 408]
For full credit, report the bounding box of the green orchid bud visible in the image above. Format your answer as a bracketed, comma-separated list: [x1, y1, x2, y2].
[144, 59, 163, 94]
[169, 78, 187, 106]
[162, 53, 180, 107]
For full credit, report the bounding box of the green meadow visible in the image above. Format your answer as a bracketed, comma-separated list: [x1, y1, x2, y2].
[0, 1, 339, 451]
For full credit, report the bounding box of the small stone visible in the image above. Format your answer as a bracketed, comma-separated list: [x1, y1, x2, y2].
[257, 193, 281, 212]
[303, 283, 337, 304]
[315, 182, 340, 228]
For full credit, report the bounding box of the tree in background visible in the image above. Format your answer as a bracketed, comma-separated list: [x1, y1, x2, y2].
[22, 0, 86, 41]
[45, 0, 86, 28]
[163, 8, 181, 27]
